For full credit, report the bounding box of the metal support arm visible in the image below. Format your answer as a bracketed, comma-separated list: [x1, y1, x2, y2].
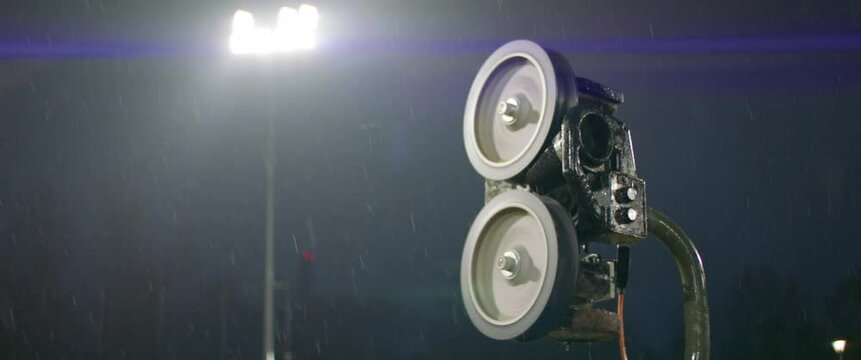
[646, 208, 710, 360]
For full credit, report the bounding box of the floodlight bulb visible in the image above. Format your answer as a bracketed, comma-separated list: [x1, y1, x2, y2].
[250, 28, 274, 54]
[291, 31, 315, 50]
[277, 7, 299, 30]
[230, 5, 317, 55]
[833, 339, 847, 354]
[232, 10, 255, 32]
[231, 27, 274, 55]
[298, 4, 319, 30]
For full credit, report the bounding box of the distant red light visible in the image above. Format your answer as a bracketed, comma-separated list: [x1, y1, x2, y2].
[302, 250, 316, 263]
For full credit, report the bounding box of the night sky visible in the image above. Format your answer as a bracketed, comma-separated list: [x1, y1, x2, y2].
[2, 0, 861, 359]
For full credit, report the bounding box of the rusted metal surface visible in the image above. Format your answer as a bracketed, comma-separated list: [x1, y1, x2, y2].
[484, 179, 517, 204]
[546, 307, 620, 343]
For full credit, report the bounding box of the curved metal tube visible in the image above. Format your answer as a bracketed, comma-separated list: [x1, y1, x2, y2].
[646, 208, 710, 360]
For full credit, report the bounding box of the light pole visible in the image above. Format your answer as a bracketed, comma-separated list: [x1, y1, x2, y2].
[833, 339, 847, 360]
[229, 5, 319, 360]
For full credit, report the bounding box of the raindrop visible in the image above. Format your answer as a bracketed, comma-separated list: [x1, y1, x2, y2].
[305, 217, 318, 248]
[745, 98, 756, 121]
[9, 309, 16, 330]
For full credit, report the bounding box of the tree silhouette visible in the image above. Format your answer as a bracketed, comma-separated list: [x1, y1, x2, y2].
[723, 266, 830, 360]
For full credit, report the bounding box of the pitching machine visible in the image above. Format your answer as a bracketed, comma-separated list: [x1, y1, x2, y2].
[460, 40, 710, 359]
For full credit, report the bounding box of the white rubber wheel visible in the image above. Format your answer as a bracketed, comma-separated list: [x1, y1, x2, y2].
[463, 40, 561, 181]
[461, 189, 578, 341]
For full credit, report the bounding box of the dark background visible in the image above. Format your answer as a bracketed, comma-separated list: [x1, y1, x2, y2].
[1, 0, 860, 359]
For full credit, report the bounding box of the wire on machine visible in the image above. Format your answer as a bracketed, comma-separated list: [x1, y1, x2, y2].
[618, 290, 628, 360]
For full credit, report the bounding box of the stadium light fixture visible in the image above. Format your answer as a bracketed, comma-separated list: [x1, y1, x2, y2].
[833, 339, 847, 359]
[226, 6, 319, 360]
[229, 4, 319, 55]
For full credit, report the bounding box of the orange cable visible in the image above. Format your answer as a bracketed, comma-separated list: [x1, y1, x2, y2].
[618, 290, 629, 360]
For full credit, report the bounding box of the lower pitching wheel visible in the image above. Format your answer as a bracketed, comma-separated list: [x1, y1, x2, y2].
[461, 189, 578, 341]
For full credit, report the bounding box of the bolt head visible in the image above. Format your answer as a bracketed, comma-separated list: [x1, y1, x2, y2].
[496, 98, 520, 126]
[497, 250, 520, 279]
[624, 187, 637, 201]
[617, 208, 639, 223]
[616, 187, 638, 203]
[496, 102, 508, 116]
[625, 208, 638, 222]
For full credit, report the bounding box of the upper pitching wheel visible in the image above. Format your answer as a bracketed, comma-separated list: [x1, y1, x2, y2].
[464, 40, 573, 181]
[461, 189, 578, 341]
